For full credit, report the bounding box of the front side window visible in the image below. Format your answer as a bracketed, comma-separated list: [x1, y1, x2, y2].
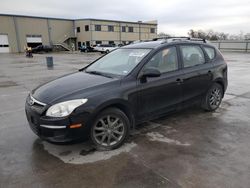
[86, 49, 151, 76]
[204, 46, 216, 60]
[180, 45, 205, 68]
[144, 47, 178, 73]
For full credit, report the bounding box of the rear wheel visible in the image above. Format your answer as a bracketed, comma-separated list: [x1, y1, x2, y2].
[106, 50, 110, 54]
[90, 108, 130, 150]
[202, 83, 223, 111]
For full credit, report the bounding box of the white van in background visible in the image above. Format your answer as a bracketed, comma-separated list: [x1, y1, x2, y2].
[94, 44, 118, 53]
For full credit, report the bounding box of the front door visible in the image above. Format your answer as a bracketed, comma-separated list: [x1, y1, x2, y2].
[137, 46, 183, 120]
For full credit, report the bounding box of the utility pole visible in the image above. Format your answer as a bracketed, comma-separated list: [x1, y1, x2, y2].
[119, 22, 121, 44]
[138, 21, 142, 41]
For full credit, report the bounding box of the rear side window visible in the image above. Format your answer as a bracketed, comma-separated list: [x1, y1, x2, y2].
[180, 45, 205, 68]
[204, 47, 216, 60]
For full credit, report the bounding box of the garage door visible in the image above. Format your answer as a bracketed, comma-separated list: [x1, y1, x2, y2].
[26, 35, 42, 48]
[0, 34, 10, 53]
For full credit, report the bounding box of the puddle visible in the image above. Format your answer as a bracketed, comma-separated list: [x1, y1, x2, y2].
[147, 132, 191, 146]
[43, 141, 137, 164]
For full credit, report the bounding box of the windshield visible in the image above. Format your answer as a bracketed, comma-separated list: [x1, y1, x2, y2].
[86, 48, 151, 76]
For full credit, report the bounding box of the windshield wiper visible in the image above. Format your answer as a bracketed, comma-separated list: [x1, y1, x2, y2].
[85, 70, 113, 78]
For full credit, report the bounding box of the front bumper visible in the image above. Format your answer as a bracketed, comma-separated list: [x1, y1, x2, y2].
[25, 100, 92, 143]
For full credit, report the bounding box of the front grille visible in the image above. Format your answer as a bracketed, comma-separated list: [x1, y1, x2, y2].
[27, 94, 47, 115]
[26, 94, 47, 135]
[31, 104, 46, 115]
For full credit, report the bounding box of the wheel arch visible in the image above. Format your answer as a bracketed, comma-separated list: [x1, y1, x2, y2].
[92, 100, 135, 130]
[213, 78, 225, 96]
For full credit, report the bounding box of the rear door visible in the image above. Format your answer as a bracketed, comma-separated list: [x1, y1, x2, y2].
[178, 44, 214, 103]
[137, 46, 183, 120]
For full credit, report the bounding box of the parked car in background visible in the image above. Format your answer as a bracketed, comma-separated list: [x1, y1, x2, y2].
[32, 45, 53, 53]
[94, 44, 118, 53]
[25, 37, 227, 150]
[79, 45, 95, 53]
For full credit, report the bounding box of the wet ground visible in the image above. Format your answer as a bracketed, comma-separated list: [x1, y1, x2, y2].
[0, 51, 250, 188]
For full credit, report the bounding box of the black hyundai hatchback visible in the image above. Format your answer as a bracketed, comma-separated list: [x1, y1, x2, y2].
[25, 37, 227, 150]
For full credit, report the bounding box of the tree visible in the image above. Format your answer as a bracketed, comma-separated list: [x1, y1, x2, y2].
[244, 33, 250, 40]
[157, 32, 172, 38]
[188, 29, 229, 40]
[188, 29, 195, 38]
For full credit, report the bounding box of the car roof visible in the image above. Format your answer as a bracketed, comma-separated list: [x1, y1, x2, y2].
[122, 41, 163, 49]
[122, 38, 215, 49]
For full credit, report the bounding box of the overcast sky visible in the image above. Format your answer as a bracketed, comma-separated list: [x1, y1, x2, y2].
[1, 0, 250, 35]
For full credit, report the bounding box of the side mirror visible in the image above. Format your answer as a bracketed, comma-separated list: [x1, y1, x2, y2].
[141, 67, 161, 78]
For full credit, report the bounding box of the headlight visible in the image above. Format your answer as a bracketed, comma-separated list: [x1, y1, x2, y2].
[46, 99, 88, 117]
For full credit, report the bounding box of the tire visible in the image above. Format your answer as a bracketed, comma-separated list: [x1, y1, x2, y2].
[90, 108, 130, 150]
[106, 50, 109, 54]
[201, 83, 223, 111]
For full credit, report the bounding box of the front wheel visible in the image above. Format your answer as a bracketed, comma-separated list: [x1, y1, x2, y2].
[90, 108, 130, 150]
[202, 83, 223, 111]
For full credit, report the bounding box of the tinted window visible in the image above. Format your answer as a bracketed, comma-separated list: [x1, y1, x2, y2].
[109, 41, 115, 45]
[180, 45, 205, 68]
[204, 46, 216, 59]
[128, 27, 133, 32]
[86, 49, 151, 76]
[145, 47, 178, 73]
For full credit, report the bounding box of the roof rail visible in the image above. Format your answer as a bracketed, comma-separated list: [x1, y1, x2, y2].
[152, 37, 190, 41]
[152, 37, 206, 43]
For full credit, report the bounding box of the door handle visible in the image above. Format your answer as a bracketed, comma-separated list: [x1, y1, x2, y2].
[176, 78, 183, 84]
[207, 70, 213, 76]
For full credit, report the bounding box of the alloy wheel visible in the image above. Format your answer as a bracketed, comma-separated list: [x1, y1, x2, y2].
[209, 87, 222, 109]
[93, 115, 125, 147]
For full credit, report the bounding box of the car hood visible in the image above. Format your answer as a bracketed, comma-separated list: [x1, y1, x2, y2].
[32, 71, 119, 104]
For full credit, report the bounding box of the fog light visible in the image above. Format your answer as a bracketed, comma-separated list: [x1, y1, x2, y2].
[69, 124, 82, 129]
